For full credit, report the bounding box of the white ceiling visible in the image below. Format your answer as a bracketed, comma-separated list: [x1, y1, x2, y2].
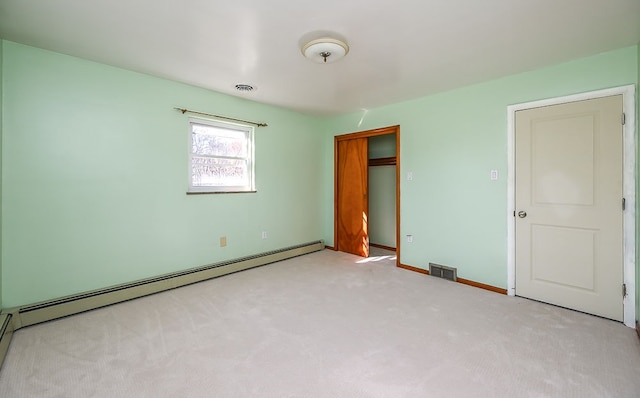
[1, 0, 639, 116]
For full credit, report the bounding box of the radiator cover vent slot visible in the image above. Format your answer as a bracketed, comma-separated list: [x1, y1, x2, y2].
[429, 263, 457, 282]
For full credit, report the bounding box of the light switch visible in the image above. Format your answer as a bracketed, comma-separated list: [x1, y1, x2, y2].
[407, 172, 413, 181]
[490, 170, 498, 181]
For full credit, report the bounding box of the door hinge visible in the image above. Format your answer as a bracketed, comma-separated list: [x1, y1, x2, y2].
[622, 198, 626, 210]
[623, 283, 627, 297]
[622, 113, 626, 125]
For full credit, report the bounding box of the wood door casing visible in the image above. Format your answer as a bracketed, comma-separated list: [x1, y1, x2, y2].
[334, 125, 400, 263]
[336, 137, 369, 257]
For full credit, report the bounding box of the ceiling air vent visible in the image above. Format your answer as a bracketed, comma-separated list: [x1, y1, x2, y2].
[429, 263, 457, 282]
[235, 84, 255, 92]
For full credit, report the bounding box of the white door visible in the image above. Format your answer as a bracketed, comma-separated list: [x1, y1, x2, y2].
[515, 95, 624, 321]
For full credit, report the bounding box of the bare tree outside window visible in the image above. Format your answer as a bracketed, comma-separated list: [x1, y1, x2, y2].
[188, 119, 255, 193]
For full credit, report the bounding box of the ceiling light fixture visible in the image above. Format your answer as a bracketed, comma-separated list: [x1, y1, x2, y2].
[302, 37, 349, 64]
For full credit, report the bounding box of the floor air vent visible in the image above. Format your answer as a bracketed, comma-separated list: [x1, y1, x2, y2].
[429, 263, 457, 282]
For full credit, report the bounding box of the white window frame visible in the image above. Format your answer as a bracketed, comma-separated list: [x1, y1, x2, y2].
[188, 117, 255, 193]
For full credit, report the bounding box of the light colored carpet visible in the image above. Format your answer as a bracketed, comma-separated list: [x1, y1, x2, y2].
[0, 249, 639, 397]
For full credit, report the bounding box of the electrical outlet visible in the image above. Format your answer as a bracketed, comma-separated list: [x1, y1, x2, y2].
[261, 231, 268, 239]
[406, 235, 413, 243]
[220, 236, 227, 247]
[407, 172, 413, 181]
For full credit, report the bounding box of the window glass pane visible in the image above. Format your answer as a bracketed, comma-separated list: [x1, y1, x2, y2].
[191, 157, 248, 187]
[191, 123, 247, 157]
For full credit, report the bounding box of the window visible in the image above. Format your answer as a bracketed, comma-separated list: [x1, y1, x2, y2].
[188, 117, 255, 193]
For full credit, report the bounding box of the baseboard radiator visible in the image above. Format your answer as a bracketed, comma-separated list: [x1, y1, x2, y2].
[0, 314, 14, 371]
[0, 240, 324, 369]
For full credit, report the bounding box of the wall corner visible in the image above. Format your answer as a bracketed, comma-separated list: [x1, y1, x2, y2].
[0, 39, 4, 310]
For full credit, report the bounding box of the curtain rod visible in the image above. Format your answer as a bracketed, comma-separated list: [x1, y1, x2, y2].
[174, 107, 268, 127]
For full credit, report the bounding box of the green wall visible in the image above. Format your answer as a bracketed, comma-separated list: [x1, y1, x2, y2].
[368, 134, 396, 159]
[1, 40, 639, 320]
[0, 40, 3, 309]
[369, 166, 396, 248]
[1, 41, 325, 307]
[637, 42, 640, 324]
[323, 46, 639, 292]
[368, 135, 397, 248]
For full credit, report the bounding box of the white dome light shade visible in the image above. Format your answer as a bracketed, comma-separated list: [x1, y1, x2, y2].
[302, 38, 349, 64]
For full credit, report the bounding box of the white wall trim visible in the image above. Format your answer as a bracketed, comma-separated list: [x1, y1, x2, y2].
[506, 85, 636, 328]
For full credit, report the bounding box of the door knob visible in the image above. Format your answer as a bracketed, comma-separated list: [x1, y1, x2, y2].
[518, 210, 527, 218]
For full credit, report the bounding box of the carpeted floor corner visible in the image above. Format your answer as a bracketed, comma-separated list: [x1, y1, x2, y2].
[1, 249, 639, 397]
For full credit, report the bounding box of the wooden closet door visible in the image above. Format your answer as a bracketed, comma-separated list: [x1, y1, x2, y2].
[336, 137, 369, 257]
